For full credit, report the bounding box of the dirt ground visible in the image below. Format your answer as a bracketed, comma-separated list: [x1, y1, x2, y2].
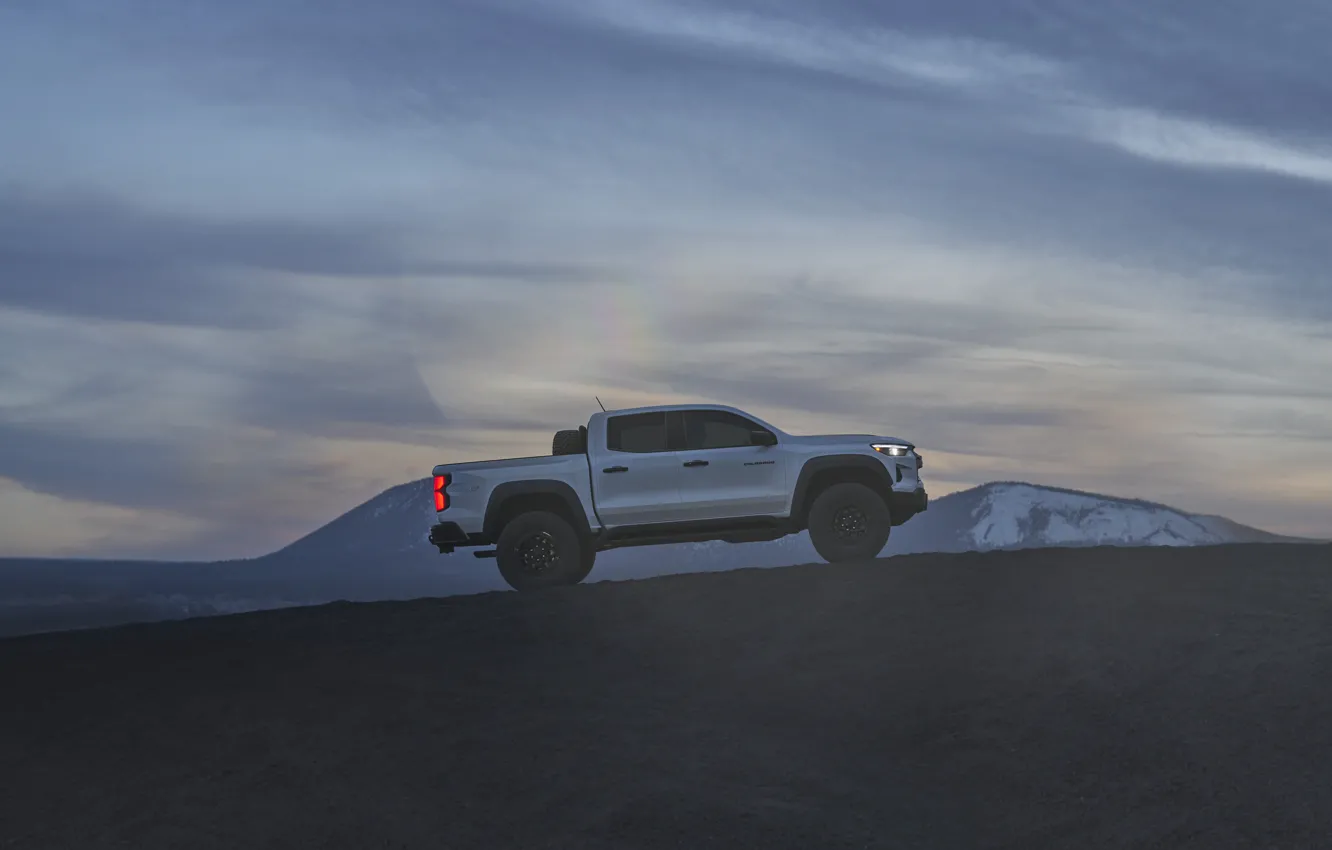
[4, 543, 1332, 849]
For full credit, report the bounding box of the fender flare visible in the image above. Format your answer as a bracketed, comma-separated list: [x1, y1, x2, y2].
[483, 480, 594, 539]
[790, 454, 896, 523]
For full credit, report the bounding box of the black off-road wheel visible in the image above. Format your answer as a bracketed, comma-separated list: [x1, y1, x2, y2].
[806, 482, 892, 563]
[495, 511, 588, 591]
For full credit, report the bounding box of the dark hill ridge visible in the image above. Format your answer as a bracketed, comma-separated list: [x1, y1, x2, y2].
[265, 477, 435, 564]
[4, 542, 1332, 849]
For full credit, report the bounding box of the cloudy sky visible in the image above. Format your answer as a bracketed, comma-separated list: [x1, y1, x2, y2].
[2, 0, 1331, 560]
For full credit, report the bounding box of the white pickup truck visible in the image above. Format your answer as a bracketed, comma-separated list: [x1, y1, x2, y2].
[429, 403, 927, 590]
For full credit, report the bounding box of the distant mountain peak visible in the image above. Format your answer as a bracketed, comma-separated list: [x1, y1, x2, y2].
[264, 477, 1294, 581]
[964, 481, 1231, 550]
[970, 480, 1183, 511]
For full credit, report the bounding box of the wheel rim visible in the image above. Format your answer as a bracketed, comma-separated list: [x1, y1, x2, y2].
[832, 505, 868, 540]
[517, 531, 561, 574]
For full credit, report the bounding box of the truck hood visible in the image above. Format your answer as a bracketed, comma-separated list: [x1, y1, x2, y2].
[783, 433, 915, 448]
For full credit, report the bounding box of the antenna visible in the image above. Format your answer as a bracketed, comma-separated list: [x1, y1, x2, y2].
[595, 396, 607, 412]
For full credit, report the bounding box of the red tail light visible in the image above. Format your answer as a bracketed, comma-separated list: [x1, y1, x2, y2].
[433, 474, 450, 511]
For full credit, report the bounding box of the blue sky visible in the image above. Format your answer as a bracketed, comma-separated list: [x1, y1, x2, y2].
[2, 0, 1331, 559]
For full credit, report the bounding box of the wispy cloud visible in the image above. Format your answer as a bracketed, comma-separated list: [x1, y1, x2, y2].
[1075, 107, 1332, 185]
[555, 0, 1332, 190]
[555, 0, 1063, 92]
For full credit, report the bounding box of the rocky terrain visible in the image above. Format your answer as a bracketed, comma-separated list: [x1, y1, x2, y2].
[4, 542, 1332, 848]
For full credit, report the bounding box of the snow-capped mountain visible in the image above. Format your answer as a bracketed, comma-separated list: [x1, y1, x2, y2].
[894, 482, 1295, 554]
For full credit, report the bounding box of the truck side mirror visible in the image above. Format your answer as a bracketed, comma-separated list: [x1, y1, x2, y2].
[751, 430, 778, 447]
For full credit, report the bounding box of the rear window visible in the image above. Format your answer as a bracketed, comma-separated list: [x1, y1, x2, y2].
[606, 412, 669, 453]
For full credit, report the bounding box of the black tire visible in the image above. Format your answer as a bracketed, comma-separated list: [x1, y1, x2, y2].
[552, 429, 585, 456]
[569, 549, 597, 584]
[806, 482, 891, 563]
[495, 511, 587, 591]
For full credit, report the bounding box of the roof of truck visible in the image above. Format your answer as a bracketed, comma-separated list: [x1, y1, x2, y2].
[594, 402, 753, 417]
[590, 403, 783, 433]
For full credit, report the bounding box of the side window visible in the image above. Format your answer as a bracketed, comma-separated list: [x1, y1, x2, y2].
[682, 410, 770, 450]
[606, 412, 669, 453]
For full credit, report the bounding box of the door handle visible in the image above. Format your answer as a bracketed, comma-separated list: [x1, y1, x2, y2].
[682, 460, 709, 468]
[603, 465, 629, 474]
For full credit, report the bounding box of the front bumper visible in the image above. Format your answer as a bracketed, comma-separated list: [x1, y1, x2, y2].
[887, 486, 928, 524]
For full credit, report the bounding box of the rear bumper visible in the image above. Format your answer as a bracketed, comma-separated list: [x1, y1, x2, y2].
[428, 522, 487, 554]
[888, 486, 928, 523]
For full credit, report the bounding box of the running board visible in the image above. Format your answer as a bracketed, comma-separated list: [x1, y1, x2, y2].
[472, 550, 497, 559]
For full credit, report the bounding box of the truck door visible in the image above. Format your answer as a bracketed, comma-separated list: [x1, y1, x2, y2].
[590, 411, 684, 527]
[674, 408, 788, 521]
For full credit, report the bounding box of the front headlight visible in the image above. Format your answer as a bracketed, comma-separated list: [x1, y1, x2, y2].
[872, 443, 912, 457]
